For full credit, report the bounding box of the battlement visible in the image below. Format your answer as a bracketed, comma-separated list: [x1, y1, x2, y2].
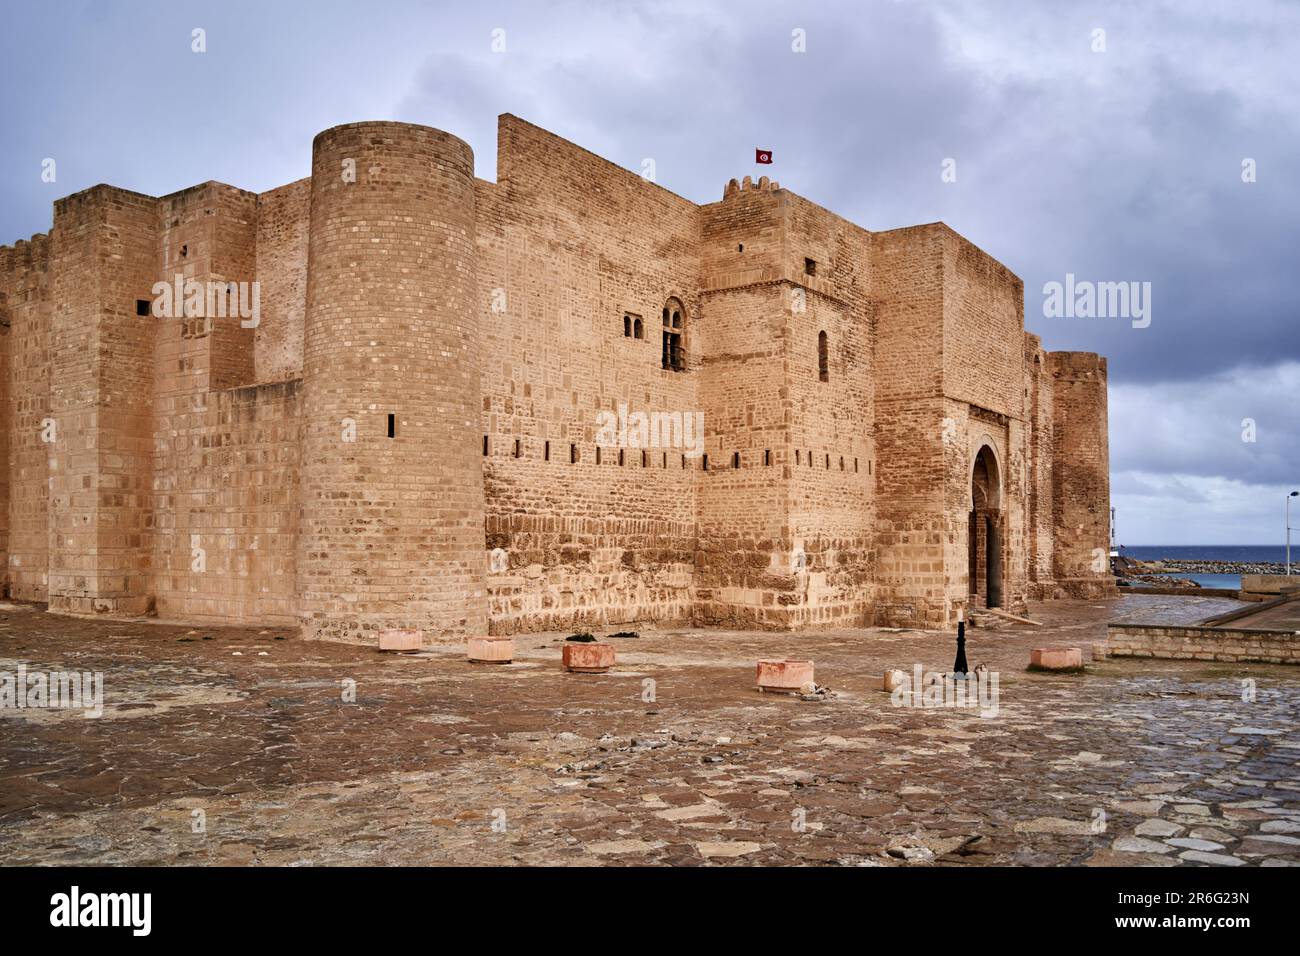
[722, 174, 781, 199]
[1, 232, 51, 267]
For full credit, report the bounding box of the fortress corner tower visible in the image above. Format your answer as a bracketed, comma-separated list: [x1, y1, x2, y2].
[297, 122, 487, 641]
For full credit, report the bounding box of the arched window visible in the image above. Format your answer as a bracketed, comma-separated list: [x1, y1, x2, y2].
[818, 330, 829, 382]
[661, 297, 685, 372]
[624, 315, 631, 337]
[633, 316, 643, 339]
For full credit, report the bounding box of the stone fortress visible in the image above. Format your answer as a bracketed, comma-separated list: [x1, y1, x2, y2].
[0, 117, 1113, 643]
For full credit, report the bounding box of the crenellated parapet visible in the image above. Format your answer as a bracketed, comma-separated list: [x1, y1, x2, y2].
[722, 174, 781, 199]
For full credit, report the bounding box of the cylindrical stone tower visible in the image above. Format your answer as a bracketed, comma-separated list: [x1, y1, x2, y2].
[298, 121, 486, 642]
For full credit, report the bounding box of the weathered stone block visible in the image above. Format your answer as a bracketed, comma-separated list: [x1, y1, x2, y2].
[378, 628, 422, 652]
[757, 659, 815, 693]
[563, 642, 615, 673]
[1029, 647, 1083, 670]
[467, 636, 514, 663]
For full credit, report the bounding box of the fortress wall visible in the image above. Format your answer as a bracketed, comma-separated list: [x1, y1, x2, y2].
[692, 282, 793, 628]
[150, 380, 301, 623]
[694, 186, 876, 629]
[1024, 335, 1056, 597]
[154, 184, 237, 398]
[783, 285, 876, 629]
[1049, 351, 1116, 597]
[49, 187, 158, 615]
[870, 225, 948, 626]
[298, 122, 486, 643]
[694, 186, 792, 628]
[941, 228, 1023, 417]
[939, 231, 1031, 618]
[0, 246, 10, 575]
[151, 183, 301, 623]
[782, 198, 876, 628]
[207, 188, 259, 390]
[479, 115, 699, 634]
[254, 178, 309, 384]
[2, 235, 52, 601]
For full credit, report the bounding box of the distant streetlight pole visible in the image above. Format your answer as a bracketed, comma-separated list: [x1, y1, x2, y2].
[1289, 492, 1300, 576]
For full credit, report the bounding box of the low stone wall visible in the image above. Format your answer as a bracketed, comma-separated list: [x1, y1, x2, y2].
[1118, 584, 1244, 598]
[1107, 623, 1300, 665]
[1240, 573, 1300, 595]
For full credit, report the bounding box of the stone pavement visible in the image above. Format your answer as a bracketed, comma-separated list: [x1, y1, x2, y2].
[2, 594, 1297, 867]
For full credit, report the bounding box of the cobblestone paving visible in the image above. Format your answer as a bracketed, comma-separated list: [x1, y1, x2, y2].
[1, 595, 1297, 866]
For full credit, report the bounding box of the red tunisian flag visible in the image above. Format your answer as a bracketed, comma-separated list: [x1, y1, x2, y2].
[755, 148, 773, 164]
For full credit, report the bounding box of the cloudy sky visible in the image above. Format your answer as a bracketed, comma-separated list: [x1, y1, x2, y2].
[2, 0, 1296, 545]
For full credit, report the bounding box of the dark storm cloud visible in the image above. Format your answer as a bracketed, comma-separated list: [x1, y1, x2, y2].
[1, 0, 1296, 540]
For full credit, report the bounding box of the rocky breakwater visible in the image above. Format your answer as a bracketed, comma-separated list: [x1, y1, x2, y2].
[1111, 556, 1289, 589]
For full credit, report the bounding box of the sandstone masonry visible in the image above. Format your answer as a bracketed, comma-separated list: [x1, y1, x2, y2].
[0, 117, 1114, 642]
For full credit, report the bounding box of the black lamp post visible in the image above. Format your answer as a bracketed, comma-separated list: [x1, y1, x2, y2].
[952, 612, 969, 679]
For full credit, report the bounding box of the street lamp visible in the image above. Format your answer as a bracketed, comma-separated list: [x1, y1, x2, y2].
[1289, 492, 1300, 576]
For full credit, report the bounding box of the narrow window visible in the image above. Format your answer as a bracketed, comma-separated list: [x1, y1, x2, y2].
[737, 243, 744, 252]
[596, 447, 602, 465]
[661, 298, 686, 371]
[764, 449, 771, 466]
[839, 456, 845, 471]
[818, 331, 829, 382]
[805, 257, 816, 276]
[545, 440, 551, 462]
[662, 452, 667, 468]
[387, 414, 396, 438]
[618, 449, 625, 466]
[514, 438, 522, 459]
[825, 453, 830, 469]
[624, 315, 631, 337]
[634, 317, 643, 339]
[681, 454, 686, 469]
[733, 451, 741, 469]
[483, 435, 489, 456]
[570, 443, 578, 464]
[641, 450, 648, 467]
[854, 457, 859, 473]
[703, 454, 709, 471]
[180, 244, 188, 258]
[795, 450, 801, 465]
[135, 299, 151, 317]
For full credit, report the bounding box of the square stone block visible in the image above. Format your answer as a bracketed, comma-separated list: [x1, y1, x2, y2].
[1029, 646, 1083, 670]
[757, 659, 814, 693]
[378, 628, 422, 652]
[563, 642, 615, 673]
[468, 636, 514, 663]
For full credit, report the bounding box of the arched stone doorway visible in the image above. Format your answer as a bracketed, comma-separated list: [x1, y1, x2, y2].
[969, 445, 1003, 608]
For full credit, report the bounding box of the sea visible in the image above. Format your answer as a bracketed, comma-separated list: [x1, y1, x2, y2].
[1118, 545, 1293, 589]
